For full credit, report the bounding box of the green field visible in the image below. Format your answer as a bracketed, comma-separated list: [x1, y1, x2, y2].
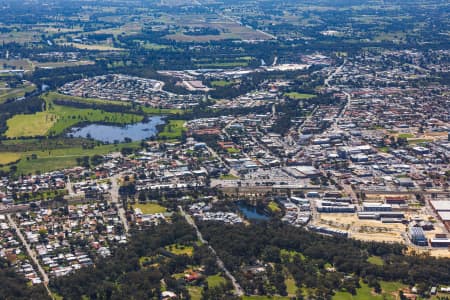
[141, 42, 170, 50]
[268, 201, 281, 212]
[284, 92, 316, 100]
[367, 256, 384, 266]
[408, 139, 432, 144]
[226, 147, 240, 154]
[397, 133, 414, 139]
[43, 92, 130, 107]
[141, 106, 185, 115]
[378, 146, 390, 153]
[211, 80, 234, 87]
[0, 152, 21, 165]
[206, 274, 226, 288]
[5, 103, 142, 138]
[219, 174, 239, 180]
[285, 276, 297, 296]
[280, 249, 305, 261]
[5, 111, 58, 138]
[158, 120, 186, 139]
[188, 286, 202, 300]
[165, 244, 194, 257]
[243, 296, 290, 300]
[2, 142, 140, 175]
[133, 203, 167, 214]
[333, 281, 406, 300]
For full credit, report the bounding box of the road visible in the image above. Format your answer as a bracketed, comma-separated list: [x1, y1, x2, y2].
[324, 60, 346, 88]
[110, 174, 130, 234]
[66, 176, 74, 195]
[178, 206, 244, 296]
[298, 105, 318, 134]
[7, 214, 53, 298]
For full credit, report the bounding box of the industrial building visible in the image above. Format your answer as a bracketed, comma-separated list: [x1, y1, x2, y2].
[409, 227, 428, 246]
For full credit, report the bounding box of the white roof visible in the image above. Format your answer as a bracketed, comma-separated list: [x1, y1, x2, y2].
[431, 200, 450, 211]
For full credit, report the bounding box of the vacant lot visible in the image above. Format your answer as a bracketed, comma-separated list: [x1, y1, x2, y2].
[133, 203, 167, 214]
[284, 92, 316, 99]
[318, 213, 405, 243]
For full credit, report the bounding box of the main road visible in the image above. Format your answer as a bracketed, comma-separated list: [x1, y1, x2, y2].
[178, 206, 244, 296]
[7, 214, 53, 298]
[110, 174, 130, 234]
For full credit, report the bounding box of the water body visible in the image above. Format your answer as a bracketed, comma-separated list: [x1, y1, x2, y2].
[237, 201, 270, 221]
[67, 116, 165, 143]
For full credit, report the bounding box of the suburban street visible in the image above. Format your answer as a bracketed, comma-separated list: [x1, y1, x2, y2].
[7, 214, 53, 298]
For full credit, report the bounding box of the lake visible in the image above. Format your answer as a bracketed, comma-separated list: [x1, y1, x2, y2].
[237, 201, 270, 221]
[67, 116, 165, 143]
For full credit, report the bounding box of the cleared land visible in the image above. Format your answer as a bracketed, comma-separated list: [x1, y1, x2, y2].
[133, 203, 167, 214]
[211, 80, 234, 87]
[367, 256, 384, 266]
[285, 276, 297, 296]
[188, 286, 202, 300]
[242, 296, 290, 300]
[33, 60, 95, 69]
[318, 214, 405, 243]
[1, 142, 140, 175]
[165, 244, 194, 257]
[5, 111, 58, 138]
[333, 281, 406, 300]
[0, 152, 21, 165]
[284, 92, 316, 99]
[268, 201, 281, 212]
[63, 43, 124, 51]
[206, 274, 226, 288]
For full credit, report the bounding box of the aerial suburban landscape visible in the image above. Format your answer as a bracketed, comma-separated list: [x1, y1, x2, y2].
[0, 0, 450, 299]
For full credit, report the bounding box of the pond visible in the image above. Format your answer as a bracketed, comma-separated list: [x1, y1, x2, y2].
[237, 201, 270, 221]
[66, 116, 165, 143]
